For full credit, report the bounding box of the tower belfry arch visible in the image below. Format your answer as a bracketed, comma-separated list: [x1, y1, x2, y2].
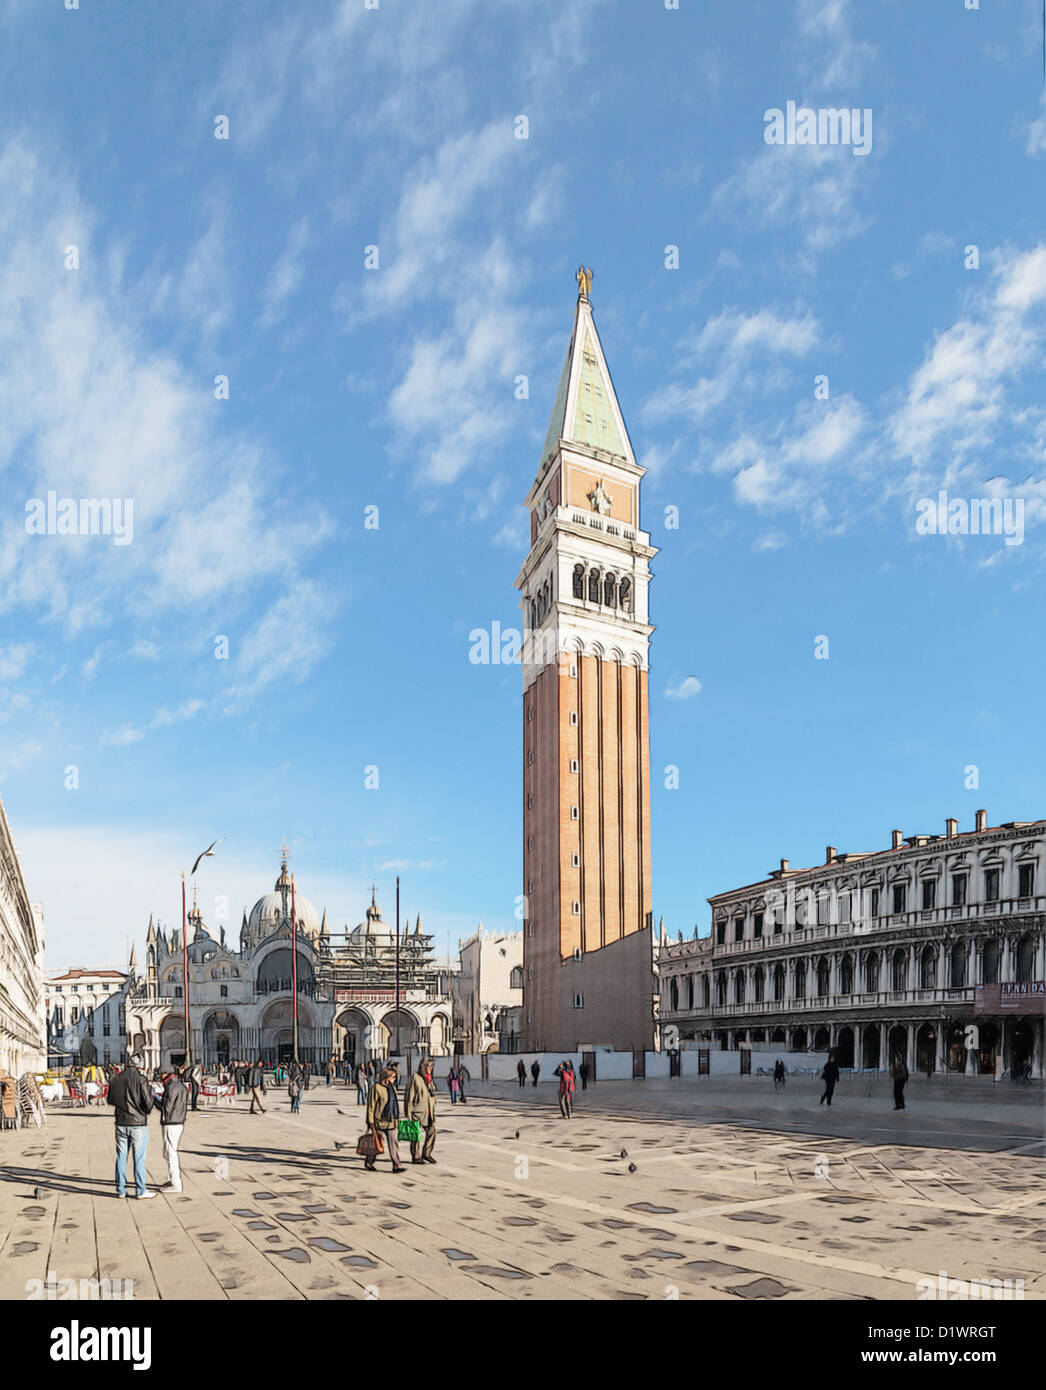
[516, 268, 657, 1052]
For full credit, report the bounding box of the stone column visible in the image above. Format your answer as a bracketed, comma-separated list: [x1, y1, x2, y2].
[937, 939, 949, 991]
[855, 1024, 864, 1070]
[906, 1022, 916, 1073]
[994, 939, 1011, 984]
[935, 1019, 947, 1073]
[909, 941, 918, 995]
[879, 1020, 888, 1072]
[965, 1030, 977, 1074]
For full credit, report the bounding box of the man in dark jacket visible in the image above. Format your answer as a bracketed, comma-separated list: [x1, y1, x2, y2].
[107, 1053, 156, 1199]
[188, 1060, 203, 1112]
[161, 1069, 189, 1192]
[249, 1059, 266, 1114]
[891, 1054, 908, 1110]
[820, 1054, 840, 1106]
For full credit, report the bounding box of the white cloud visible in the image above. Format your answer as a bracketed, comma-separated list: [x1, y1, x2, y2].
[0, 643, 31, 680]
[260, 218, 310, 328]
[890, 245, 1046, 474]
[14, 822, 375, 967]
[100, 724, 144, 747]
[645, 308, 819, 426]
[388, 290, 529, 484]
[0, 135, 332, 641]
[151, 699, 205, 728]
[665, 676, 703, 701]
[224, 578, 339, 709]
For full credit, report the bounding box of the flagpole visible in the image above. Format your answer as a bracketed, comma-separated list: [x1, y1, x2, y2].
[181, 872, 191, 1066]
[291, 873, 299, 1065]
[395, 876, 401, 1058]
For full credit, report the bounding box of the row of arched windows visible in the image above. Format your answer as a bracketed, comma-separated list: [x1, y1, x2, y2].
[666, 934, 1038, 1011]
[572, 564, 631, 612]
[530, 578, 552, 628]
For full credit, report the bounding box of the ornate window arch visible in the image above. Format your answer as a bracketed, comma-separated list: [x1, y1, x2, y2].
[891, 948, 906, 991]
[604, 572, 616, 607]
[572, 564, 585, 599]
[588, 567, 601, 604]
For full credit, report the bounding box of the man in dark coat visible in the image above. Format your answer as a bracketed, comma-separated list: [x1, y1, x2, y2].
[530, 1059, 540, 1087]
[107, 1053, 156, 1199]
[891, 1054, 908, 1110]
[249, 1058, 267, 1114]
[820, 1054, 840, 1106]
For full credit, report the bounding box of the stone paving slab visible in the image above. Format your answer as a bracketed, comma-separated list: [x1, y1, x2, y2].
[1, 1082, 1043, 1301]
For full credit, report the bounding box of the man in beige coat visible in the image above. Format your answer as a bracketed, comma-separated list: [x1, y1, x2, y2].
[405, 1057, 437, 1164]
[364, 1066, 405, 1173]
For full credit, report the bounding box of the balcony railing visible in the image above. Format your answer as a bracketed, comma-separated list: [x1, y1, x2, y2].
[711, 896, 1044, 955]
[660, 986, 979, 1019]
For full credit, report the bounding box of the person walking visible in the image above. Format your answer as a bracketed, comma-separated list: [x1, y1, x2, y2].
[405, 1057, 438, 1165]
[356, 1062, 369, 1106]
[326, 1056, 335, 1087]
[530, 1059, 540, 1088]
[891, 1054, 908, 1110]
[188, 1059, 202, 1112]
[447, 1067, 461, 1105]
[364, 1066, 405, 1173]
[517, 1059, 527, 1089]
[820, 1053, 840, 1106]
[555, 1060, 575, 1119]
[773, 1058, 786, 1091]
[249, 1058, 267, 1114]
[578, 1060, 589, 1091]
[160, 1067, 188, 1193]
[302, 1060, 311, 1091]
[107, 1052, 156, 1200]
[458, 1062, 469, 1104]
[288, 1070, 302, 1114]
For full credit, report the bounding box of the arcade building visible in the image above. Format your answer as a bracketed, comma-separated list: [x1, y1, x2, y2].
[658, 812, 1045, 1077]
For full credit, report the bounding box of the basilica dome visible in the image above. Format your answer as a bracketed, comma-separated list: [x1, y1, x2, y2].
[247, 861, 322, 940]
[348, 892, 394, 944]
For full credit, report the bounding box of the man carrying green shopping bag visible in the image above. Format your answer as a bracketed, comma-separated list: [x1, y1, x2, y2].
[363, 1066, 406, 1174]
[405, 1056, 438, 1165]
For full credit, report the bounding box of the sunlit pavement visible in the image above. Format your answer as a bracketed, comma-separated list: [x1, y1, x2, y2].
[1, 1077, 1043, 1300]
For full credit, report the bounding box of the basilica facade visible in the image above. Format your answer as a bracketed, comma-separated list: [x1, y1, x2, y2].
[124, 855, 451, 1071]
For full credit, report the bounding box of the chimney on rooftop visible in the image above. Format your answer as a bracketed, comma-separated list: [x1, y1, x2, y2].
[780, 858, 789, 872]
[891, 829, 903, 850]
[975, 809, 987, 833]
[946, 818, 958, 839]
[825, 846, 836, 864]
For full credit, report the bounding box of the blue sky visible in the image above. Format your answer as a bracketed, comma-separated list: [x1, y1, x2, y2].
[0, 0, 1043, 969]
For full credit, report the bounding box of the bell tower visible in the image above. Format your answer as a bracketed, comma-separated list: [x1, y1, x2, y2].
[516, 268, 657, 1052]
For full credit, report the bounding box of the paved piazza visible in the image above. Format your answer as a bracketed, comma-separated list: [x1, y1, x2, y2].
[2, 1076, 1043, 1301]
